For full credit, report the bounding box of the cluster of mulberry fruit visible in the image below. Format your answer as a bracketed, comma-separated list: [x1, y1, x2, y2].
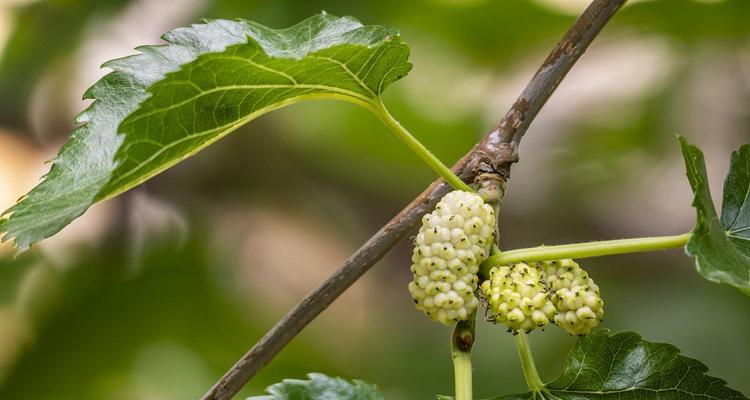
[540, 259, 604, 336]
[480, 263, 556, 332]
[483, 259, 604, 335]
[408, 190, 495, 325]
[407, 190, 604, 336]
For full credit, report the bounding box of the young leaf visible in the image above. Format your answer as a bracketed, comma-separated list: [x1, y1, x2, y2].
[247, 373, 385, 400]
[679, 137, 750, 295]
[495, 330, 747, 400]
[0, 12, 411, 251]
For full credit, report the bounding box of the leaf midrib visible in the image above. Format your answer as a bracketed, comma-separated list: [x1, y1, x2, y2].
[125, 83, 374, 125]
[308, 54, 377, 98]
[102, 91, 377, 198]
[554, 387, 740, 400]
[109, 42, 396, 193]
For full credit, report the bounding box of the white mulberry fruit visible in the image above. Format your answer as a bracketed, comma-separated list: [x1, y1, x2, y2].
[408, 190, 495, 325]
[539, 259, 604, 336]
[481, 263, 556, 333]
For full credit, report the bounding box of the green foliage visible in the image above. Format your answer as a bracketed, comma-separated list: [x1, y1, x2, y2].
[494, 330, 747, 400]
[1, 4, 749, 399]
[0, 237, 345, 399]
[0, 12, 411, 251]
[680, 137, 750, 295]
[247, 373, 385, 400]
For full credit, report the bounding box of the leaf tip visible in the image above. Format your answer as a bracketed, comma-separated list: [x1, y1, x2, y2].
[677, 134, 692, 151]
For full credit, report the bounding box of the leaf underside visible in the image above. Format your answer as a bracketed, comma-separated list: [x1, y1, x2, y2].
[495, 330, 747, 400]
[679, 137, 750, 295]
[247, 373, 385, 400]
[0, 12, 411, 251]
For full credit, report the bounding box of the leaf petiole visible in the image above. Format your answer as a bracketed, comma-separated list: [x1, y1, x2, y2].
[370, 100, 473, 192]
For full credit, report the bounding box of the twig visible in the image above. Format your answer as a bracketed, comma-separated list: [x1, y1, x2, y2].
[493, 0, 626, 147]
[202, 1, 626, 398]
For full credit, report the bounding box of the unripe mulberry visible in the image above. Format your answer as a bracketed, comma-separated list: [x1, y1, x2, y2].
[481, 263, 556, 333]
[539, 259, 604, 336]
[408, 190, 495, 325]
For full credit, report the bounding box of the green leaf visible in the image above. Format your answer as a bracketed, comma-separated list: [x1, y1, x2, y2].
[679, 137, 750, 294]
[495, 330, 747, 400]
[0, 12, 411, 251]
[247, 373, 385, 400]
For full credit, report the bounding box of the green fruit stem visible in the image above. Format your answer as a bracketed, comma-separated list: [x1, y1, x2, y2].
[481, 232, 692, 275]
[515, 332, 546, 393]
[451, 312, 476, 400]
[371, 100, 473, 192]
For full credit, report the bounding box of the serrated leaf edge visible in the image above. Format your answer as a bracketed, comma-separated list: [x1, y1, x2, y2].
[0, 12, 408, 251]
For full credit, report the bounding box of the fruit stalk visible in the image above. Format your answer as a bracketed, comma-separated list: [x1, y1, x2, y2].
[481, 232, 692, 277]
[452, 312, 476, 400]
[515, 331, 545, 393]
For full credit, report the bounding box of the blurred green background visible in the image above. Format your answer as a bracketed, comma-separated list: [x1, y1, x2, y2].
[0, 0, 749, 398]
